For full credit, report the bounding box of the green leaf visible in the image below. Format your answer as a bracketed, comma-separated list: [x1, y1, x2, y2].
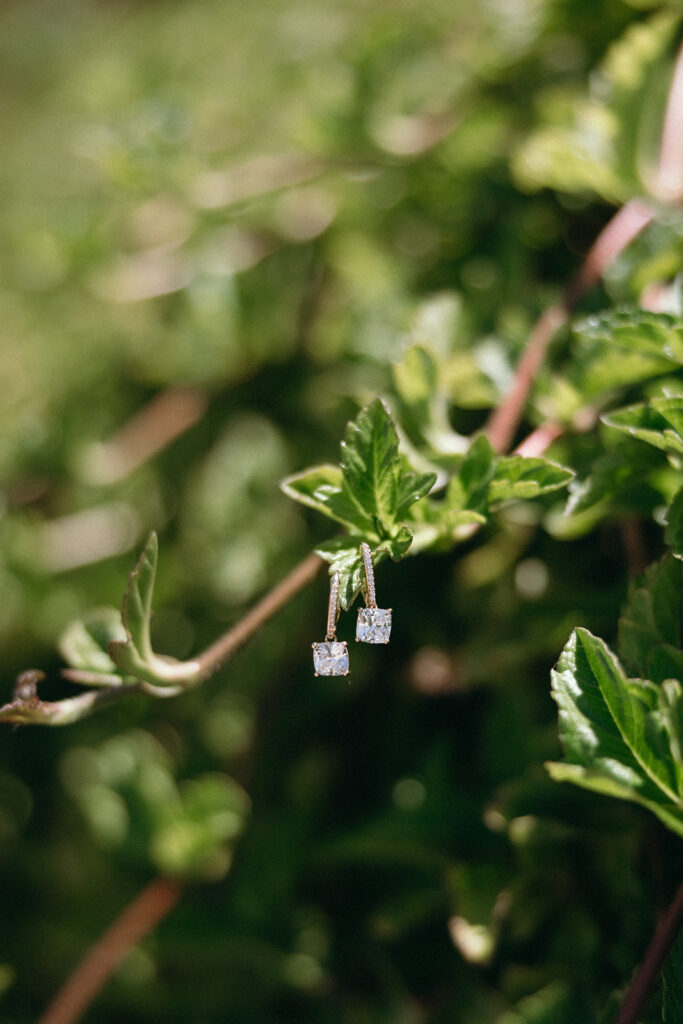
[549, 627, 683, 833]
[603, 396, 683, 455]
[488, 455, 574, 504]
[282, 399, 436, 544]
[663, 932, 683, 1023]
[109, 534, 201, 687]
[122, 531, 157, 664]
[545, 762, 683, 839]
[564, 438, 664, 520]
[665, 487, 683, 559]
[58, 608, 126, 678]
[392, 341, 468, 456]
[279, 464, 345, 522]
[395, 454, 439, 520]
[571, 311, 683, 402]
[618, 555, 682, 677]
[335, 398, 407, 537]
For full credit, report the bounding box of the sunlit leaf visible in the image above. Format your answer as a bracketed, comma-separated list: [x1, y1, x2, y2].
[548, 627, 683, 834]
[58, 608, 126, 678]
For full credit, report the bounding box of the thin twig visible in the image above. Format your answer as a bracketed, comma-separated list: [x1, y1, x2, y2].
[484, 200, 654, 454]
[616, 881, 683, 1024]
[38, 877, 182, 1024]
[195, 550, 323, 680]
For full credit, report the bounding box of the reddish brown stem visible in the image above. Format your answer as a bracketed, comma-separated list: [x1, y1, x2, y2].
[196, 550, 324, 680]
[38, 877, 182, 1024]
[484, 200, 654, 455]
[616, 881, 683, 1024]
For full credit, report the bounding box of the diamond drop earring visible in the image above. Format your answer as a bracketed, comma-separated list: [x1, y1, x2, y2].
[312, 572, 350, 676]
[356, 542, 392, 644]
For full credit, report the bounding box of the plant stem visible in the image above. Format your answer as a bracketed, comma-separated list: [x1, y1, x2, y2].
[38, 877, 182, 1024]
[195, 550, 323, 680]
[616, 881, 683, 1024]
[484, 200, 654, 455]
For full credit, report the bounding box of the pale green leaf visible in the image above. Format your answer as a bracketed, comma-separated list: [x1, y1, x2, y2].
[58, 608, 126, 677]
[109, 534, 201, 687]
[279, 465, 345, 521]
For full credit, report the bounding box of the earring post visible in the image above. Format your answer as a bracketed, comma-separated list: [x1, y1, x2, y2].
[326, 572, 340, 640]
[360, 543, 377, 607]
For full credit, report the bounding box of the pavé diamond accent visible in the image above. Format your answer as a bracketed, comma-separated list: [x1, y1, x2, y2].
[356, 607, 392, 644]
[313, 641, 349, 676]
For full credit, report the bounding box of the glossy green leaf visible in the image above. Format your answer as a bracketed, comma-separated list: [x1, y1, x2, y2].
[548, 627, 683, 835]
[488, 455, 574, 504]
[603, 396, 683, 455]
[336, 399, 409, 536]
[618, 555, 682, 677]
[58, 608, 126, 678]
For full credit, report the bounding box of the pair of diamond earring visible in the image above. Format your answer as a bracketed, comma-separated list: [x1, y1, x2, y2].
[312, 543, 392, 677]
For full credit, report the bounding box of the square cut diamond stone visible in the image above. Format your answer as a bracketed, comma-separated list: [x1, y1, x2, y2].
[356, 607, 392, 644]
[313, 641, 349, 676]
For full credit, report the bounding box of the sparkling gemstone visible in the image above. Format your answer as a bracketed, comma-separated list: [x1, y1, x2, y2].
[312, 641, 349, 676]
[356, 607, 392, 644]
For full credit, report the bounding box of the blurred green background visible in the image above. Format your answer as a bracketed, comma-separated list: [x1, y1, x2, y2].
[0, 1, 681, 1021]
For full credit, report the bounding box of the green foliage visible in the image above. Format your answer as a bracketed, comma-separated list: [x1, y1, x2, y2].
[62, 731, 250, 880]
[109, 533, 201, 688]
[548, 557, 683, 837]
[512, 11, 680, 202]
[1, 1, 683, 1022]
[58, 608, 125, 679]
[283, 399, 436, 606]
